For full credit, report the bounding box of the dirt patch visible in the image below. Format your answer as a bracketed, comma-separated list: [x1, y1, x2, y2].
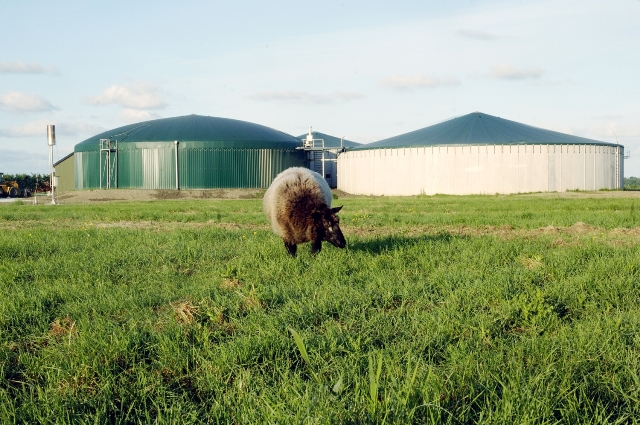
[541, 225, 560, 233]
[521, 190, 640, 199]
[240, 293, 262, 312]
[153, 190, 184, 200]
[610, 227, 640, 237]
[93, 220, 269, 232]
[519, 255, 543, 270]
[343, 223, 640, 243]
[567, 221, 595, 234]
[54, 188, 267, 204]
[199, 190, 224, 199]
[49, 317, 77, 339]
[220, 278, 242, 291]
[52, 188, 640, 205]
[331, 189, 369, 199]
[95, 221, 158, 229]
[170, 301, 198, 325]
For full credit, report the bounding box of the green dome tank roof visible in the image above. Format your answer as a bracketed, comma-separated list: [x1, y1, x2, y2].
[355, 112, 619, 150]
[75, 115, 302, 152]
[295, 131, 361, 148]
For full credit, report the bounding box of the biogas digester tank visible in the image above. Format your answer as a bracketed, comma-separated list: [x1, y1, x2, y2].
[338, 112, 624, 195]
[74, 115, 306, 190]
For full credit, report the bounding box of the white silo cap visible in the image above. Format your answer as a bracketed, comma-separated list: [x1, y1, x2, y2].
[47, 125, 56, 146]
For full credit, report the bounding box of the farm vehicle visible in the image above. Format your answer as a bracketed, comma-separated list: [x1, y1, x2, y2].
[0, 173, 32, 198]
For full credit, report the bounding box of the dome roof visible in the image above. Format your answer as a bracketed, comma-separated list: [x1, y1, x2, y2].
[75, 115, 302, 151]
[295, 131, 361, 148]
[356, 112, 617, 149]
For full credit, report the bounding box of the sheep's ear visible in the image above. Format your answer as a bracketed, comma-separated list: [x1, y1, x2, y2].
[331, 206, 343, 213]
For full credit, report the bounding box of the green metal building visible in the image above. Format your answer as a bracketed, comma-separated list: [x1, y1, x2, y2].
[74, 115, 306, 190]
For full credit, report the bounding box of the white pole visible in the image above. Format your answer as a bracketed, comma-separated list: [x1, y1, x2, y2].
[47, 125, 56, 204]
[174, 140, 179, 190]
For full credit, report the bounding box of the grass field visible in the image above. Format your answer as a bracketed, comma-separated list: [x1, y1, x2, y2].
[1, 193, 640, 424]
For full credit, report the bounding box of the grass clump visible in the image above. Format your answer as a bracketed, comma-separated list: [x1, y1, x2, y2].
[1, 193, 640, 423]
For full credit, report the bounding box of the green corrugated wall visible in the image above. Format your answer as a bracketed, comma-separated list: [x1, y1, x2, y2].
[75, 151, 100, 190]
[179, 148, 304, 188]
[74, 144, 305, 190]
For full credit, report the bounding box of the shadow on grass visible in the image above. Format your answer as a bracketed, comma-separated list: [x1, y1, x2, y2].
[346, 232, 462, 254]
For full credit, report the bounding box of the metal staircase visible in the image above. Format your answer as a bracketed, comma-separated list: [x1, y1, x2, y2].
[99, 139, 118, 189]
[296, 127, 344, 188]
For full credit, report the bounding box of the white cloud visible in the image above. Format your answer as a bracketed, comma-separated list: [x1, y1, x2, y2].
[245, 90, 365, 104]
[0, 119, 49, 137]
[119, 109, 162, 124]
[489, 63, 543, 80]
[378, 75, 461, 91]
[456, 29, 501, 41]
[88, 82, 166, 109]
[0, 61, 58, 74]
[0, 119, 104, 138]
[0, 91, 56, 112]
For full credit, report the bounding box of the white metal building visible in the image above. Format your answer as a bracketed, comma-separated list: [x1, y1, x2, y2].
[338, 112, 624, 196]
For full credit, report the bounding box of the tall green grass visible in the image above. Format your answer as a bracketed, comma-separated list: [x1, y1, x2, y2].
[1, 194, 639, 423]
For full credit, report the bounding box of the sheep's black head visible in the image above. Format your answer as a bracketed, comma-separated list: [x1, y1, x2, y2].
[313, 205, 346, 249]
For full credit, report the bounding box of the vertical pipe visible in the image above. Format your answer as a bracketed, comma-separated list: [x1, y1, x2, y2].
[615, 146, 619, 189]
[47, 125, 56, 204]
[620, 147, 624, 189]
[49, 144, 55, 203]
[618, 146, 623, 189]
[174, 141, 179, 190]
[107, 144, 110, 189]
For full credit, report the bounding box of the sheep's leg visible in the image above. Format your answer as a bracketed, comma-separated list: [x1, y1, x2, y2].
[311, 239, 322, 255]
[284, 241, 297, 257]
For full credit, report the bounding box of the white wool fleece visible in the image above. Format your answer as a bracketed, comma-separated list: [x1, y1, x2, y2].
[263, 167, 333, 238]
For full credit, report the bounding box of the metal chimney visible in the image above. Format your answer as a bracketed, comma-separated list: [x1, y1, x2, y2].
[47, 125, 56, 146]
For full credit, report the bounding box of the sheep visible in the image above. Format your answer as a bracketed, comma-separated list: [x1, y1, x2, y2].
[263, 167, 346, 257]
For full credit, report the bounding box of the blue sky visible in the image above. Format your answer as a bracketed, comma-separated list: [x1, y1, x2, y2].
[1, 0, 639, 176]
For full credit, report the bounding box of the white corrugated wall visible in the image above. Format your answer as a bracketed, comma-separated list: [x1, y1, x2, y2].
[337, 144, 624, 195]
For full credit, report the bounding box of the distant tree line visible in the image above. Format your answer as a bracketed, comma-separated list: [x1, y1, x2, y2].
[624, 177, 640, 189]
[1, 173, 51, 191]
